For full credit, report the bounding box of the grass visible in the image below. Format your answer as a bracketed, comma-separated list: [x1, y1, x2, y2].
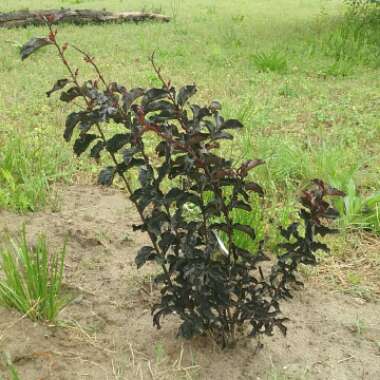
[0, 229, 68, 321]
[267, 367, 309, 380]
[252, 51, 288, 73]
[0, 1, 379, 239]
[0, 354, 21, 380]
[0, 132, 74, 212]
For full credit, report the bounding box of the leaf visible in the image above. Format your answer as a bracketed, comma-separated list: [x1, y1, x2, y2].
[209, 100, 222, 112]
[146, 210, 170, 236]
[325, 186, 346, 197]
[220, 119, 243, 130]
[106, 133, 131, 154]
[73, 134, 97, 156]
[315, 225, 338, 236]
[138, 166, 154, 187]
[192, 105, 211, 121]
[245, 182, 264, 196]
[280, 223, 299, 240]
[109, 82, 127, 94]
[230, 200, 252, 212]
[187, 133, 210, 145]
[242, 159, 265, 171]
[142, 88, 169, 107]
[233, 223, 256, 239]
[323, 207, 340, 219]
[64, 111, 85, 142]
[210, 223, 229, 233]
[155, 141, 170, 157]
[135, 246, 156, 269]
[60, 87, 81, 103]
[90, 140, 105, 161]
[159, 231, 176, 254]
[46, 79, 69, 97]
[165, 188, 182, 205]
[177, 85, 197, 106]
[123, 146, 141, 165]
[211, 131, 233, 140]
[122, 87, 145, 111]
[20, 37, 52, 60]
[178, 319, 200, 339]
[97, 166, 115, 186]
[311, 242, 329, 253]
[177, 192, 203, 208]
[144, 100, 176, 114]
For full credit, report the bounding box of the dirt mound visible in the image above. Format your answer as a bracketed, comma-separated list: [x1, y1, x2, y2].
[1, 186, 379, 379]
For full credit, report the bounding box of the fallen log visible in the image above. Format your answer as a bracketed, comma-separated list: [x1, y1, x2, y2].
[0, 8, 170, 28]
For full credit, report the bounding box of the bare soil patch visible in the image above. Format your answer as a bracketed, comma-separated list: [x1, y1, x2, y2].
[1, 186, 379, 380]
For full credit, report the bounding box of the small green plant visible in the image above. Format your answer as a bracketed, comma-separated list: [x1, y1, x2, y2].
[353, 316, 367, 336]
[278, 83, 298, 97]
[0, 229, 68, 321]
[252, 51, 288, 73]
[335, 180, 380, 233]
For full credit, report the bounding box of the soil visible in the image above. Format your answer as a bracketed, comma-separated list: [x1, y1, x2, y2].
[0, 185, 379, 380]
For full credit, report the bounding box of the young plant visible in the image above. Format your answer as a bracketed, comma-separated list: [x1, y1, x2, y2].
[251, 50, 288, 73]
[335, 180, 380, 234]
[0, 229, 68, 321]
[20, 25, 343, 347]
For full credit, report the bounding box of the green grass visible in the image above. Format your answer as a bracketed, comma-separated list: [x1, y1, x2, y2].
[0, 132, 74, 212]
[0, 229, 68, 321]
[252, 51, 288, 73]
[0, 0, 379, 241]
[0, 354, 22, 380]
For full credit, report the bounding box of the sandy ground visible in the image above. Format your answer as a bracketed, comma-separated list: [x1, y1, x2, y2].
[0, 185, 379, 380]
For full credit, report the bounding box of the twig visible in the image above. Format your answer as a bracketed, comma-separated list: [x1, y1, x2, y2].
[338, 355, 355, 364]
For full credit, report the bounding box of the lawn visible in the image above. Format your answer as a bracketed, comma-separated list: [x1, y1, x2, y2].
[0, 0, 379, 378]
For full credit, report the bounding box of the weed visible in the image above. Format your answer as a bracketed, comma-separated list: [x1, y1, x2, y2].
[0, 229, 68, 321]
[334, 179, 380, 233]
[252, 51, 288, 73]
[278, 83, 298, 97]
[352, 316, 367, 336]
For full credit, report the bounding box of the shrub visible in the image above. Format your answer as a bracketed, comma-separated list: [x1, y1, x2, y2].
[0, 229, 68, 321]
[20, 25, 344, 347]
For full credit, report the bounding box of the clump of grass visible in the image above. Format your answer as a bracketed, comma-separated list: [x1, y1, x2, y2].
[0, 229, 68, 321]
[252, 50, 288, 73]
[278, 82, 298, 97]
[334, 179, 380, 233]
